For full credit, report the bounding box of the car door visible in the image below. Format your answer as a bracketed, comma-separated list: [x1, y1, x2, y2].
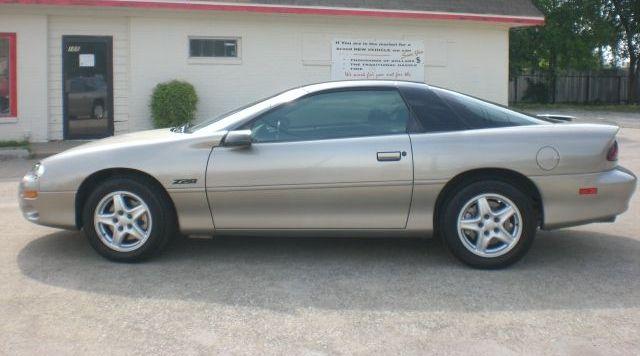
[206, 88, 414, 230]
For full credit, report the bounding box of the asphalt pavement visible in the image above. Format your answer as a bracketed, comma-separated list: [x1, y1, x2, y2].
[1, 120, 639, 355]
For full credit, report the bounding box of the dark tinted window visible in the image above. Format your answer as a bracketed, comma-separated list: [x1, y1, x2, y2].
[0, 34, 14, 117]
[399, 85, 466, 132]
[246, 90, 410, 143]
[189, 38, 238, 58]
[432, 87, 542, 129]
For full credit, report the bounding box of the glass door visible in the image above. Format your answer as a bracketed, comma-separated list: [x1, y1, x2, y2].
[63, 36, 113, 139]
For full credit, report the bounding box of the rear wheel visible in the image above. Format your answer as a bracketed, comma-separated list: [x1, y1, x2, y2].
[82, 176, 176, 262]
[439, 180, 537, 269]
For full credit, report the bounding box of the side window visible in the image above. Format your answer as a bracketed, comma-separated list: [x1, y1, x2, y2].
[432, 88, 541, 129]
[399, 85, 467, 133]
[246, 90, 410, 143]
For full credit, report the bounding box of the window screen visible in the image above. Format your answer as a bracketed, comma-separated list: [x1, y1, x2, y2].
[247, 90, 411, 143]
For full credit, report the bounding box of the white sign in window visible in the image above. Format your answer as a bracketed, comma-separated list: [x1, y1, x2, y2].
[79, 54, 95, 67]
[331, 39, 425, 81]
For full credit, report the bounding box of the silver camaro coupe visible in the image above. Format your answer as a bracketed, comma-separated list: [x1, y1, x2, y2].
[19, 81, 637, 268]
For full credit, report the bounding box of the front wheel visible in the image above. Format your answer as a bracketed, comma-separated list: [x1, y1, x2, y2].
[439, 180, 537, 269]
[82, 176, 176, 262]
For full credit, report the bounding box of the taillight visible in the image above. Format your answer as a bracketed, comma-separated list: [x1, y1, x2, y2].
[607, 140, 619, 161]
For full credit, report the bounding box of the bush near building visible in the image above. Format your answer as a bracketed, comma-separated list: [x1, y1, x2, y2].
[150, 80, 198, 128]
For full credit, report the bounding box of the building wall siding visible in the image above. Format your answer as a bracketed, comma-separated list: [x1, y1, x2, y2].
[47, 15, 129, 140]
[129, 12, 509, 131]
[0, 6, 510, 141]
[0, 13, 48, 142]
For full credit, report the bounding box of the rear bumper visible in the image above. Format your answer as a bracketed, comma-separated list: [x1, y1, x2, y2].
[533, 166, 637, 230]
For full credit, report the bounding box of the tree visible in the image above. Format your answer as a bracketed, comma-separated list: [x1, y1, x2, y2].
[603, 0, 639, 103]
[510, 0, 606, 76]
[511, 0, 640, 104]
[510, 0, 608, 102]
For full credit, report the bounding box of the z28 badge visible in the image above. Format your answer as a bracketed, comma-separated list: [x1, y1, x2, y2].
[172, 178, 198, 185]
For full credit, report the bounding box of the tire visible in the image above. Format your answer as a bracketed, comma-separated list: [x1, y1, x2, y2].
[92, 102, 105, 120]
[438, 180, 537, 269]
[82, 176, 176, 262]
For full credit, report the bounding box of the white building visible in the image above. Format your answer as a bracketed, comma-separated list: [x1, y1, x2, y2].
[0, 0, 543, 142]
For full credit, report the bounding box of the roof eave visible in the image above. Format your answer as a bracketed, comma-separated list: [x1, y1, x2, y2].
[0, 0, 545, 26]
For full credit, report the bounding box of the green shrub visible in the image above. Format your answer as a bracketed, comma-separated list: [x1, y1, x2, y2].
[150, 80, 198, 128]
[0, 140, 29, 148]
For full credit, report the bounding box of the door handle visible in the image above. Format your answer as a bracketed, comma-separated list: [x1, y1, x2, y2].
[377, 151, 402, 162]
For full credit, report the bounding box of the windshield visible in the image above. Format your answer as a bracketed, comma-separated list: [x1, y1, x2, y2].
[187, 88, 303, 133]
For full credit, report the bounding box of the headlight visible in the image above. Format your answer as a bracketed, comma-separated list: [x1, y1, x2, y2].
[20, 162, 44, 199]
[33, 162, 45, 177]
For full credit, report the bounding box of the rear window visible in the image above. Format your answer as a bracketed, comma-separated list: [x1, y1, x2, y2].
[432, 87, 543, 129]
[399, 85, 466, 133]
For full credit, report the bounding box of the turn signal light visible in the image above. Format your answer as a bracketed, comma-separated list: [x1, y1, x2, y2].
[22, 190, 38, 199]
[579, 187, 598, 196]
[607, 140, 619, 161]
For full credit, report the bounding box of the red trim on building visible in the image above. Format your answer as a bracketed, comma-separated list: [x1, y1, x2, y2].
[0, 0, 545, 26]
[0, 32, 17, 118]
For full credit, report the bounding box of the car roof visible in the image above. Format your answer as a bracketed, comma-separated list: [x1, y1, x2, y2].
[300, 80, 429, 93]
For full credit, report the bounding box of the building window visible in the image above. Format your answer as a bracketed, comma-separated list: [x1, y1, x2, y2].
[0, 33, 16, 117]
[189, 38, 238, 58]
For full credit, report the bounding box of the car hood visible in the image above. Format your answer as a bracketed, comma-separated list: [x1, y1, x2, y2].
[60, 128, 178, 155]
[47, 128, 228, 160]
[37, 128, 228, 192]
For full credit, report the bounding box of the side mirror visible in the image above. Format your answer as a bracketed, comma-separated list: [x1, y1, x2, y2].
[223, 130, 252, 147]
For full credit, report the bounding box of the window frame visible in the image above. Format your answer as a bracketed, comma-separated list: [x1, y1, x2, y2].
[187, 36, 242, 65]
[237, 87, 417, 144]
[0, 32, 17, 118]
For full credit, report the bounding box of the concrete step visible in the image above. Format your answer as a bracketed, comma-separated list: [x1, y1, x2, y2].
[0, 148, 30, 161]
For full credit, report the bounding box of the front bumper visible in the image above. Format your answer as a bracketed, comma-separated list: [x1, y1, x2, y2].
[19, 173, 77, 230]
[532, 166, 637, 230]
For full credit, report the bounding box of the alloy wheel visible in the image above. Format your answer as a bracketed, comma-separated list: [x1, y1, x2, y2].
[93, 191, 153, 252]
[456, 193, 523, 258]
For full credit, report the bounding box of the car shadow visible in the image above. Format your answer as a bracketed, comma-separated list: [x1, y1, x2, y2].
[17, 229, 640, 313]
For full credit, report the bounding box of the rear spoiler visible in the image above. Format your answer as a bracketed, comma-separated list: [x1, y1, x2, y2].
[536, 114, 575, 123]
